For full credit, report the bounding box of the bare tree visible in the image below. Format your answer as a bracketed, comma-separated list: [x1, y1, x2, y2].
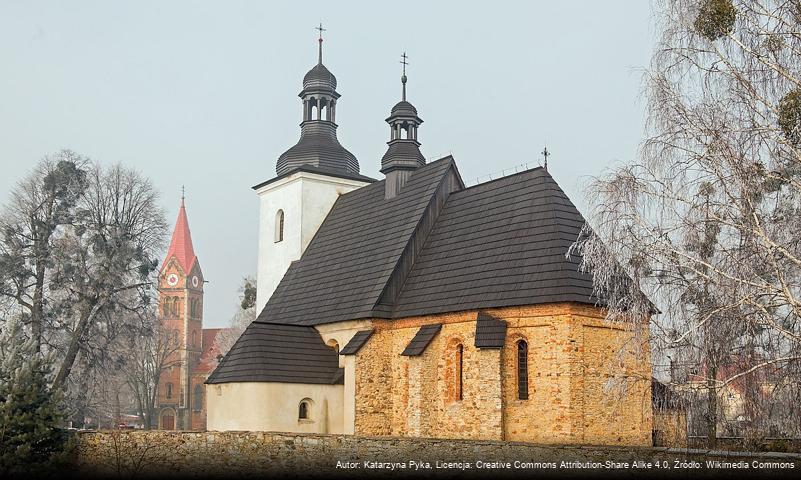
[571, 0, 801, 446]
[214, 277, 256, 360]
[0, 153, 167, 404]
[0, 151, 89, 353]
[123, 320, 180, 430]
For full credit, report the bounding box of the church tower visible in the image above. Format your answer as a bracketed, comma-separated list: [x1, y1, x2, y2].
[156, 195, 204, 430]
[381, 52, 425, 199]
[253, 26, 373, 312]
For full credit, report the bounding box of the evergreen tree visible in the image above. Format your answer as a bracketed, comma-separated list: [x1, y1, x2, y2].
[0, 318, 73, 478]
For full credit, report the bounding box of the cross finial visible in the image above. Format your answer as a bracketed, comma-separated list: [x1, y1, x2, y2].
[316, 23, 326, 64]
[400, 52, 409, 100]
[181, 185, 186, 205]
[541, 146, 551, 171]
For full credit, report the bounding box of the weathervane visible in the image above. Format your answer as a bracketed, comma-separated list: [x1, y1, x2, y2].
[541, 146, 550, 171]
[400, 52, 409, 100]
[181, 185, 186, 205]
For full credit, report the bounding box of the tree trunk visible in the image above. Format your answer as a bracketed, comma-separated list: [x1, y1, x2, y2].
[52, 300, 100, 390]
[707, 364, 718, 449]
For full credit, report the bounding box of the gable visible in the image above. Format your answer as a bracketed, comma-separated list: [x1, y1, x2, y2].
[255, 156, 458, 326]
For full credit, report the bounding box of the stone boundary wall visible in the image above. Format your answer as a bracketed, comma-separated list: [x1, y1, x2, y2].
[74, 430, 800, 478]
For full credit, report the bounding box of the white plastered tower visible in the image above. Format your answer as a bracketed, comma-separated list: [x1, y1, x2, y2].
[254, 33, 372, 312]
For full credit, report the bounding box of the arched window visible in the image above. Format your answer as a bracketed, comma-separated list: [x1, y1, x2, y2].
[454, 343, 464, 401]
[192, 330, 198, 348]
[517, 340, 529, 400]
[193, 385, 202, 411]
[298, 399, 311, 420]
[166, 382, 173, 399]
[170, 297, 178, 317]
[275, 210, 285, 243]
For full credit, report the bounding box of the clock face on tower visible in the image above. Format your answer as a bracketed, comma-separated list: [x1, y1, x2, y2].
[166, 273, 179, 287]
[192, 276, 199, 288]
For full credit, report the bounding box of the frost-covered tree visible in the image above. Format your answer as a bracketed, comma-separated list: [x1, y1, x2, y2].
[214, 277, 257, 361]
[572, 0, 801, 446]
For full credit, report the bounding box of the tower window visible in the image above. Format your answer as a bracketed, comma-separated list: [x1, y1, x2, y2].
[193, 385, 202, 412]
[275, 210, 285, 243]
[517, 340, 529, 400]
[166, 383, 173, 399]
[298, 399, 312, 420]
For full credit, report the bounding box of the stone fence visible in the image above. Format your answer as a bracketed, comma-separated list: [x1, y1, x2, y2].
[74, 430, 800, 478]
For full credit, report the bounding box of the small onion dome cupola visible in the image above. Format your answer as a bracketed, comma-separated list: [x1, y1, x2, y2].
[276, 25, 359, 177]
[381, 53, 425, 199]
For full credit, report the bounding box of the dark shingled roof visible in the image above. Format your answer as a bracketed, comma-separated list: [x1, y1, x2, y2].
[277, 122, 359, 176]
[256, 156, 458, 326]
[256, 160, 598, 327]
[209, 159, 608, 384]
[392, 167, 597, 317]
[400, 324, 442, 356]
[253, 164, 375, 191]
[474, 312, 508, 349]
[339, 330, 374, 356]
[205, 322, 342, 385]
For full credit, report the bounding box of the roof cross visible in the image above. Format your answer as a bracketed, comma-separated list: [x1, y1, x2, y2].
[541, 146, 551, 171]
[400, 52, 409, 100]
[316, 23, 326, 63]
[400, 52, 409, 76]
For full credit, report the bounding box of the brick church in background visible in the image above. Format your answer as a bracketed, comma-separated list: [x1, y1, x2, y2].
[156, 196, 227, 430]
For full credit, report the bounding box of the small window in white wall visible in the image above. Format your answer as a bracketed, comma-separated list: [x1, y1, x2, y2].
[298, 398, 312, 420]
[275, 210, 285, 243]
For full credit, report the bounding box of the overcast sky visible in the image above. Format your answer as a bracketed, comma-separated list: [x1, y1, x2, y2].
[0, 1, 654, 328]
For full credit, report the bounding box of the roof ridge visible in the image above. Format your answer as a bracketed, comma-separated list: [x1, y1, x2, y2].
[458, 165, 545, 193]
[372, 160, 462, 314]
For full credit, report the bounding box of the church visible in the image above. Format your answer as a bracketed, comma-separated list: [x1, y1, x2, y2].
[205, 33, 653, 446]
[155, 196, 227, 430]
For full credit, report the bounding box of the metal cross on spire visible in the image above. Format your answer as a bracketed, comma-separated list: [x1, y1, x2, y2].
[541, 146, 551, 171]
[316, 23, 326, 63]
[400, 52, 409, 100]
[181, 185, 186, 205]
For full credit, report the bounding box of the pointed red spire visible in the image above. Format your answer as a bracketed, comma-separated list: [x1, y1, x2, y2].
[162, 195, 197, 274]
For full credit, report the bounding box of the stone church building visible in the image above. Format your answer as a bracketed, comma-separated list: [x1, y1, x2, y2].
[206, 35, 653, 446]
[156, 198, 227, 430]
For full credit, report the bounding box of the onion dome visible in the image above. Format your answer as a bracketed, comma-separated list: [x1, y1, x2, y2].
[278, 122, 359, 175]
[275, 31, 359, 176]
[390, 100, 418, 116]
[303, 63, 337, 92]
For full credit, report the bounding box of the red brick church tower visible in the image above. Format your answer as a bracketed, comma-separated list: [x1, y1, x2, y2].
[156, 195, 224, 430]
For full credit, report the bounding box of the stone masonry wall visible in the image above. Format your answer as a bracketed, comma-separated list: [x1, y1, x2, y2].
[73, 430, 800, 478]
[355, 310, 503, 440]
[355, 303, 652, 446]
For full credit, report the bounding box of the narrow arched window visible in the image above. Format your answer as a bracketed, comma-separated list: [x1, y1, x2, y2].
[275, 210, 284, 243]
[298, 400, 310, 420]
[456, 344, 464, 401]
[192, 330, 198, 348]
[193, 385, 202, 411]
[166, 382, 173, 399]
[517, 340, 529, 400]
